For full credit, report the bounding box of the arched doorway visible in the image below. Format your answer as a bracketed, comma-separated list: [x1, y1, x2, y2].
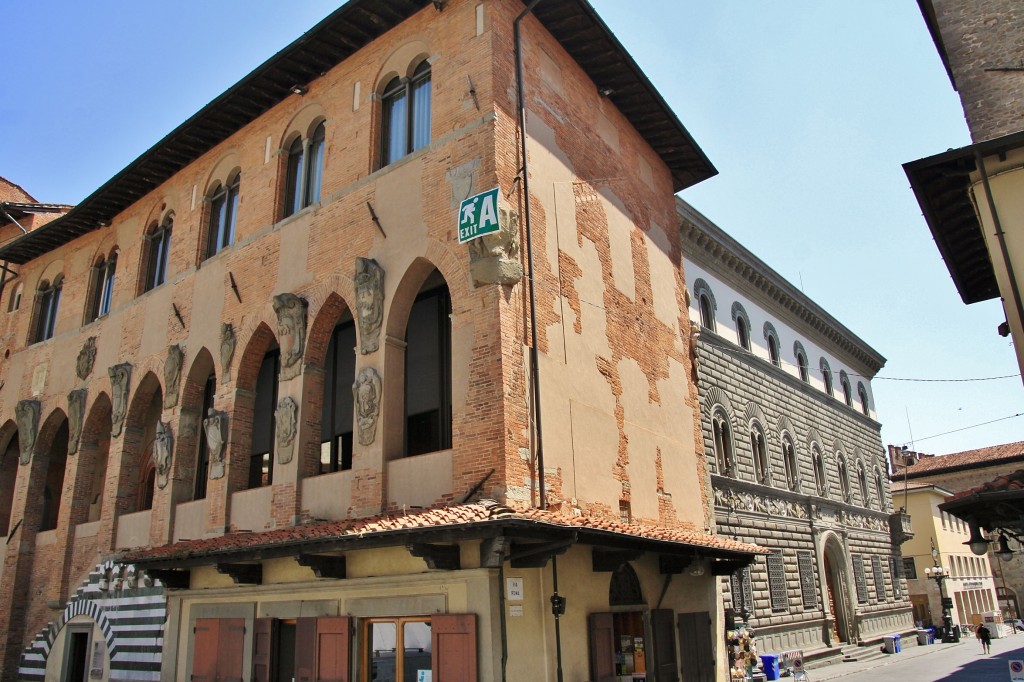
[822, 537, 850, 645]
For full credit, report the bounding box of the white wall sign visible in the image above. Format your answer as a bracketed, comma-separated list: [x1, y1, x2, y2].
[506, 577, 524, 601]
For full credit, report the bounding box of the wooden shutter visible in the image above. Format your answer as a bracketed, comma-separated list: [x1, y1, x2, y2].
[252, 618, 278, 682]
[192, 619, 220, 682]
[316, 617, 351, 682]
[295, 617, 317, 682]
[852, 555, 868, 604]
[767, 551, 787, 612]
[650, 609, 678, 682]
[432, 614, 477, 682]
[872, 556, 886, 602]
[677, 612, 714, 682]
[588, 612, 616, 682]
[797, 551, 817, 609]
[218, 619, 246, 682]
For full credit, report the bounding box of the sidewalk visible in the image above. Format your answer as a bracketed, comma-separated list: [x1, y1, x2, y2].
[806, 630, 1024, 681]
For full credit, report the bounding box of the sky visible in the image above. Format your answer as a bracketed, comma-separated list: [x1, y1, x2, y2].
[2, 1, 1021, 457]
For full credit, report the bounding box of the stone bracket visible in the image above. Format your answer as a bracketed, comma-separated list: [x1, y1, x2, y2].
[407, 544, 461, 570]
[658, 555, 696, 575]
[297, 554, 347, 579]
[480, 536, 510, 568]
[215, 563, 262, 585]
[592, 549, 643, 572]
[509, 540, 572, 569]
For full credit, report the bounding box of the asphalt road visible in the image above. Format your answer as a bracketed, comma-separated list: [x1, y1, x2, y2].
[807, 633, 1024, 681]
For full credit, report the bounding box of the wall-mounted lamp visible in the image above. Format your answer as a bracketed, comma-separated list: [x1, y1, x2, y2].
[598, 87, 615, 98]
[291, 85, 308, 96]
[97, 219, 111, 228]
[997, 534, 1015, 562]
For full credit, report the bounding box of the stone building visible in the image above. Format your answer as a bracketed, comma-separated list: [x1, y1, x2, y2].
[680, 199, 915, 663]
[890, 441, 1024, 625]
[0, 1, 762, 681]
[905, 0, 1024, 383]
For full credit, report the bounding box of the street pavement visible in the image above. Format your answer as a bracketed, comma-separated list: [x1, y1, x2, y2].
[804, 630, 1024, 681]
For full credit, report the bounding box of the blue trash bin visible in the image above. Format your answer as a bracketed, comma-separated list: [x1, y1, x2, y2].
[894, 634, 902, 653]
[760, 654, 781, 681]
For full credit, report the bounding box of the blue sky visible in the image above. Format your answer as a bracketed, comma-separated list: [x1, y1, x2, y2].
[2, 1, 1020, 455]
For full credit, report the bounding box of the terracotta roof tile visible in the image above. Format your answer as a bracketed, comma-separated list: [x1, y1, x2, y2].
[121, 501, 765, 564]
[949, 469, 1024, 501]
[894, 440, 1024, 479]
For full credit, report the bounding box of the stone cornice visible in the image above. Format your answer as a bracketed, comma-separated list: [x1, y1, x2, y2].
[678, 198, 886, 375]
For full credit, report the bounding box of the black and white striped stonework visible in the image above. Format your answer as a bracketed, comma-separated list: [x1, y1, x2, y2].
[19, 560, 166, 681]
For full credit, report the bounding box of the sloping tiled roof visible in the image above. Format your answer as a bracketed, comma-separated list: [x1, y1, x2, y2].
[948, 470, 1024, 501]
[122, 501, 764, 567]
[896, 441, 1024, 480]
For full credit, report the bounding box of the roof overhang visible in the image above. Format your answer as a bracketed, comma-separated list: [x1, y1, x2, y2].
[903, 130, 1024, 304]
[940, 489, 1024, 538]
[0, 0, 714, 266]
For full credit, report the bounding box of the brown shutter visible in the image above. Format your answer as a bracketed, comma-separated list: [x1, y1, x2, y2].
[316, 617, 351, 682]
[677, 612, 714, 682]
[588, 612, 616, 682]
[252, 618, 278, 682]
[192, 619, 220, 682]
[218, 619, 247, 682]
[650, 609, 678, 682]
[432, 614, 477, 682]
[295, 617, 317, 682]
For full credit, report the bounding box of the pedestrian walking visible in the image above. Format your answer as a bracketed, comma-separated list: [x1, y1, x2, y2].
[977, 623, 992, 654]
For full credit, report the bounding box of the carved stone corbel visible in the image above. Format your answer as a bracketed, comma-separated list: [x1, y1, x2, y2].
[355, 258, 385, 354]
[275, 396, 298, 465]
[273, 294, 308, 380]
[468, 204, 524, 286]
[203, 409, 227, 480]
[76, 337, 97, 381]
[154, 421, 173, 490]
[220, 323, 236, 378]
[163, 345, 184, 409]
[14, 399, 40, 465]
[67, 389, 87, 455]
[108, 363, 132, 437]
[353, 367, 382, 446]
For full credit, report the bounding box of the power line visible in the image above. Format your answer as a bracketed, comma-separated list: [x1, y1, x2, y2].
[871, 373, 1021, 383]
[905, 412, 1024, 444]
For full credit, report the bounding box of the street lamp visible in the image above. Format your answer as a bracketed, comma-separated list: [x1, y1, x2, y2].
[924, 549, 959, 643]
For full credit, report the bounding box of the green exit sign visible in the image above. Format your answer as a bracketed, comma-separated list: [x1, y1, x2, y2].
[458, 187, 501, 244]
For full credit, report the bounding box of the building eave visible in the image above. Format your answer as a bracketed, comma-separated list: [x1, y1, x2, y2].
[0, 0, 715, 266]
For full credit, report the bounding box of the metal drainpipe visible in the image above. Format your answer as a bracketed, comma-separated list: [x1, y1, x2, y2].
[515, 0, 546, 512]
[974, 149, 1024, 367]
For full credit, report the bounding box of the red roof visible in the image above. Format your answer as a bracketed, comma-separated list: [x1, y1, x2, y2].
[948, 469, 1024, 501]
[121, 501, 765, 565]
[893, 441, 1024, 479]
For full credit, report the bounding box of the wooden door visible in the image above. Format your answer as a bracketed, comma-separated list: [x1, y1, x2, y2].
[676, 612, 714, 682]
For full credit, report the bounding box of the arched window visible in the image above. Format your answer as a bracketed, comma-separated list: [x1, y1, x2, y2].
[7, 282, 22, 313]
[857, 461, 869, 506]
[699, 293, 716, 331]
[207, 172, 240, 258]
[320, 320, 356, 472]
[712, 409, 734, 477]
[87, 250, 117, 322]
[840, 371, 853, 407]
[405, 274, 452, 456]
[33, 275, 63, 343]
[796, 350, 809, 382]
[751, 423, 769, 485]
[382, 60, 431, 167]
[144, 215, 172, 292]
[782, 435, 799, 491]
[194, 373, 216, 500]
[40, 419, 69, 532]
[858, 383, 870, 416]
[768, 334, 780, 367]
[249, 350, 279, 488]
[874, 468, 885, 511]
[837, 453, 851, 503]
[736, 315, 750, 350]
[812, 445, 827, 497]
[283, 121, 326, 218]
[821, 359, 834, 398]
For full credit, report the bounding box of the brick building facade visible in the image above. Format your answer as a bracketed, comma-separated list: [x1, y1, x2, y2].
[680, 200, 915, 663]
[0, 1, 762, 680]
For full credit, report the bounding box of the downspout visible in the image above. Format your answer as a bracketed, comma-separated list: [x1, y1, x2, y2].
[973, 149, 1024, 368]
[515, 0, 546, 511]
[515, 5, 564, 682]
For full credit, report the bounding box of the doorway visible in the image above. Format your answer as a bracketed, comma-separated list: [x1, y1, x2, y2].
[823, 540, 849, 645]
[63, 629, 90, 682]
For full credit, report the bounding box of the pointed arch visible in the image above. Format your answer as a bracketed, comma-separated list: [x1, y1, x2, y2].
[304, 292, 356, 477]
[0, 421, 18, 536]
[179, 348, 217, 501]
[33, 408, 70, 532]
[117, 372, 163, 515]
[75, 393, 112, 524]
[383, 259, 453, 459]
[232, 322, 280, 491]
